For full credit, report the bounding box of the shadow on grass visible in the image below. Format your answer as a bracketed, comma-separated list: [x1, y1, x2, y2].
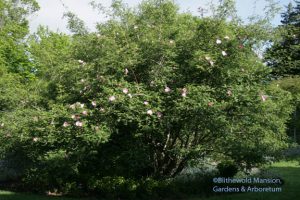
[1, 163, 300, 200]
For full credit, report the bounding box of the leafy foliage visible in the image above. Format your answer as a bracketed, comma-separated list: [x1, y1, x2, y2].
[0, 0, 295, 198]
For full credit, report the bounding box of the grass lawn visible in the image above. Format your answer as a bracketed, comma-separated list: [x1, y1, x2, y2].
[190, 159, 300, 200]
[0, 191, 94, 200]
[0, 159, 299, 200]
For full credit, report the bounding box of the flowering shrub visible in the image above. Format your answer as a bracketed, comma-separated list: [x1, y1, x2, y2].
[0, 0, 295, 196]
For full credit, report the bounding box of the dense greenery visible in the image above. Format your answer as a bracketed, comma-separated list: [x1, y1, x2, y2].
[265, 0, 300, 77]
[0, 0, 297, 198]
[265, 1, 300, 143]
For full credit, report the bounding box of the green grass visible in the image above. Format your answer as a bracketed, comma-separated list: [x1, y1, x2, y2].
[0, 190, 93, 200]
[0, 159, 299, 200]
[189, 159, 300, 200]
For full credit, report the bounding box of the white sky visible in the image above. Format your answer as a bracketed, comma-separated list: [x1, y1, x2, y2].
[29, 0, 291, 34]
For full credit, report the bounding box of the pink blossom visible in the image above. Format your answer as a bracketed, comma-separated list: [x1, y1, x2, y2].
[75, 121, 83, 127]
[63, 122, 70, 127]
[157, 112, 162, 118]
[109, 96, 116, 102]
[208, 102, 214, 107]
[123, 88, 129, 94]
[164, 86, 171, 93]
[82, 111, 88, 116]
[261, 95, 268, 102]
[147, 110, 153, 115]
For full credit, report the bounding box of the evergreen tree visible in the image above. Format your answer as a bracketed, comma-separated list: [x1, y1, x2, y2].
[265, 1, 300, 77]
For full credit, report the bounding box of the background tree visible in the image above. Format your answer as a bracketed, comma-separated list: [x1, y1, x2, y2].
[265, 1, 300, 77]
[265, 1, 300, 143]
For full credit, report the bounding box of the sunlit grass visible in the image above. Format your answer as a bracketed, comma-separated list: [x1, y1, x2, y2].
[190, 159, 300, 200]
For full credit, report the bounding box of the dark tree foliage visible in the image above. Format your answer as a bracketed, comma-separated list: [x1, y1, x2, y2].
[265, 1, 300, 77]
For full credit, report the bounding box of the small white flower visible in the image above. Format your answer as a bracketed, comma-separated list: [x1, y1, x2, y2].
[216, 39, 222, 44]
[227, 90, 232, 96]
[92, 101, 97, 107]
[222, 51, 227, 56]
[125, 68, 129, 75]
[80, 79, 85, 83]
[100, 108, 105, 112]
[70, 104, 76, 110]
[33, 137, 39, 142]
[0, 123, 4, 127]
[82, 110, 88, 116]
[96, 33, 101, 37]
[205, 56, 211, 61]
[144, 101, 149, 105]
[169, 40, 174, 44]
[164, 86, 171, 93]
[78, 60, 85, 64]
[224, 36, 230, 40]
[76, 102, 84, 108]
[181, 88, 187, 97]
[75, 121, 83, 127]
[134, 25, 138, 29]
[123, 88, 129, 94]
[63, 122, 69, 127]
[147, 110, 153, 115]
[109, 96, 116, 102]
[128, 93, 133, 98]
[209, 60, 214, 66]
[71, 115, 76, 119]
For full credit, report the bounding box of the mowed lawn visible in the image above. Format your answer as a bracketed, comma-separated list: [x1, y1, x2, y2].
[190, 159, 300, 200]
[0, 159, 299, 200]
[0, 191, 94, 200]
